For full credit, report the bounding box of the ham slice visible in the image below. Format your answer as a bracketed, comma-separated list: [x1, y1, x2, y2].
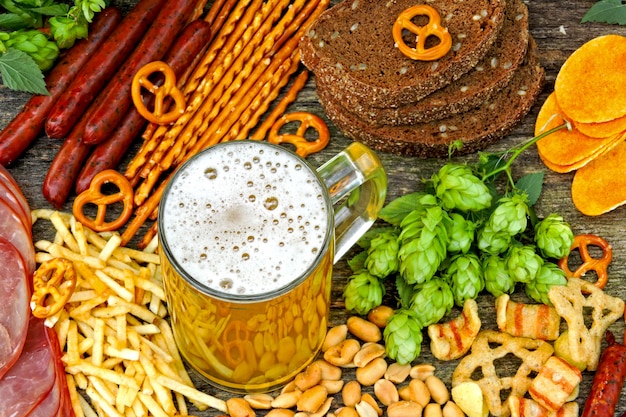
[0, 198, 35, 277]
[0, 317, 57, 417]
[0, 237, 29, 379]
[0, 165, 31, 236]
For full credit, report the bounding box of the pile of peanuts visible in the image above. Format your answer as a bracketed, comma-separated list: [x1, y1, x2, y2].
[224, 305, 468, 417]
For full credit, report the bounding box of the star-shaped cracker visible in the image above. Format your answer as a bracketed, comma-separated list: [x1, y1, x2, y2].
[548, 277, 625, 371]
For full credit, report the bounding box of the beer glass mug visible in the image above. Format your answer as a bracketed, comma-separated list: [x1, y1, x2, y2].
[158, 140, 387, 393]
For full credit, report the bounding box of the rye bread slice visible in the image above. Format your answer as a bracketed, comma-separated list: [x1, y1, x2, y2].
[319, 0, 529, 126]
[300, 0, 507, 109]
[317, 38, 545, 158]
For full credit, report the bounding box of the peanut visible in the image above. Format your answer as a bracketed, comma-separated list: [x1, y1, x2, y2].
[313, 359, 342, 381]
[425, 375, 449, 405]
[400, 378, 430, 407]
[309, 397, 333, 417]
[266, 409, 296, 417]
[347, 316, 382, 343]
[227, 398, 256, 417]
[356, 357, 388, 386]
[323, 324, 349, 352]
[361, 393, 383, 416]
[367, 305, 395, 328]
[387, 400, 423, 417]
[442, 401, 465, 417]
[324, 338, 361, 367]
[244, 393, 273, 409]
[319, 379, 344, 394]
[294, 361, 323, 391]
[271, 390, 302, 409]
[342, 380, 362, 407]
[353, 342, 386, 368]
[424, 403, 443, 417]
[410, 364, 436, 380]
[296, 385, 328, 413]
[374, 378, 399, 406]
[355, 399, 378, 417]
[384, 362, 411, 384]
[337, 407, 359, 417]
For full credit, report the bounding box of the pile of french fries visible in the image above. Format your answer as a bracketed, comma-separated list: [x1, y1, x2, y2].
[32, 209, 228, 417]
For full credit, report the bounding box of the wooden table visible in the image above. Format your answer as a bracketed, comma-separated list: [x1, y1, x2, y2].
[2, 0, 626, 414]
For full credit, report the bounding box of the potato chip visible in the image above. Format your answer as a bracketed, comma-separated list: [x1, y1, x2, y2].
[555, 34, 626, 123]
[535, 93, 625, 172]
[574, 112, 626, 138]
[571, 140, 626, 215]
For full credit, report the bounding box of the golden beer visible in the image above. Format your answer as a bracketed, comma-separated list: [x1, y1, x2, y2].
[158, 141, 386, 392]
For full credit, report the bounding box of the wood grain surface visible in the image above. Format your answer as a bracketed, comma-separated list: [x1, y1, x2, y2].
[2, 0, 626, 414]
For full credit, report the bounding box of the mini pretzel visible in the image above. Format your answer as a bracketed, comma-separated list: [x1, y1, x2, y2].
[267, 112, 330, 158]
[557, 234, 612, 290]
[73, 169, 134, 232]
[132, 61, 186, 125]
[393, 5, 452, 61]
[221, 320, 250, 368]
[31, 258, 77, 319]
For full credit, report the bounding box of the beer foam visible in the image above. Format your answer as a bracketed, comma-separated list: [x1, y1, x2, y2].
[160, 142, 330, 297]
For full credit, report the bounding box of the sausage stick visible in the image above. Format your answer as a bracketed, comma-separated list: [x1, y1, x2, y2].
[81, 0, 202, 146]
[582, 331, 626, 417]
[0, 7, 122, 166]
[45, 0, 167, 139]
[74, 20, 213, 195]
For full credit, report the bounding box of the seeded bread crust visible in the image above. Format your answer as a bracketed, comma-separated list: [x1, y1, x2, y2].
[300, 0, 507, 109]
[318, 0, 529, 126]
[317, 38, 544, 158]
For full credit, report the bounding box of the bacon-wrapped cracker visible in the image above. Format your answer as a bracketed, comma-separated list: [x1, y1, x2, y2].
[508, 395, 579, 417]
[495, 294, 560, 341]
[428, 299, 481, 361]
[528, 356, 582, 411]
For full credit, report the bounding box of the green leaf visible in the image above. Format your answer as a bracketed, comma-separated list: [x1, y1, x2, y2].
[0, 13, 32, 29]
[379, 192, 427, 226]
[515, 172, 544, 207]
[0, 48, 48, 94]
[582, 0, 626, 24]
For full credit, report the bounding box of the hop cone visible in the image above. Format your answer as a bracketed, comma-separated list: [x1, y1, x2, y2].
[505, 244, 543, 283]
[483, 255, 515, 297]
[343, 270, 385, 315]
[49, 16, 89, 49]
[444, 212, 476, 254]
[525, 262, 567, 305]
[4, 30, 59, 70]
[488, 193, 529, 236]
[384, 308, 423, 365]
[408, 278, 454, 327]
[445, 253, 484, 307]
[477, 224, 512, 255]
[365, 230, 400, 278]
[431, 164, 492, 212]
[398, 205, 449, 285]
[534, 214, 574, 259]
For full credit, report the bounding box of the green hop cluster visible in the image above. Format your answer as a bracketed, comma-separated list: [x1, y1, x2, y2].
[444, 213, 475, 254]
[365, 230, 400, 278]
[383, 309, 423, 365]
[444, 253, 484, 307]
[483, 254, 515, 297]
[505, 244, 543, 283]
[534, 214, 575, 259]
[408, 279, 454, 327]
[488, 194, 530, 236]
[525, 262, 567, 305]
[2, 29, 59, 70]
[343, 270, 385, 315]
[431, 164, 492, 212]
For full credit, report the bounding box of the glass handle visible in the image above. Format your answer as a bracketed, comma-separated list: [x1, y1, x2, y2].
[317, 142, 388, 262]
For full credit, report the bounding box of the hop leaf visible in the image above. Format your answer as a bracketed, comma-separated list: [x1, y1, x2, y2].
[365, 230, 400, 278]
[488, 193, 529, 236]
[525, 262, 567, 305]
[483, 254, 516, 297]
[431, 164, 492, 212]
[445, 253, 484, 307]
[343, 270, 385, 315]
[383, 308, 423, 365]
[408, 278, 454, 327]
[505, 244, 543, 283]
[534, 214, 575, 259]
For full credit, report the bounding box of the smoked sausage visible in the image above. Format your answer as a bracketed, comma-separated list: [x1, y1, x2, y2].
[75, 19, 213, 194]
[44, 0, 167, 139]
[0, 7, 122, 166]
[582, 331, 626, 416]
[81, 0, 199, 146]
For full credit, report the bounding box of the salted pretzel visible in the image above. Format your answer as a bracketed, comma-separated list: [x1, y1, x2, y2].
[558, 234, 612, 290]
[221, 320, 251, 368]
[31, 258, 77, 319]
[452, 330, 554, 417]
[73, 169, 134, 232]
[132, 61, 186, 125]
[393, 5, 452, 61]
[268, 111, 330, 158]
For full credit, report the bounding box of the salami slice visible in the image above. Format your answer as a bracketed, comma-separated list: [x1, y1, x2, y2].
[0, 197, 36, 277]
[0, 237, 29, 379]
[0, 317, 57, 417]
[0, 179, 31, 238]
[0, 165, 31, 235]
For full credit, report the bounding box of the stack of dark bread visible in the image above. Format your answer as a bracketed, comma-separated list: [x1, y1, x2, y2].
[299, 0, 544, 157]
